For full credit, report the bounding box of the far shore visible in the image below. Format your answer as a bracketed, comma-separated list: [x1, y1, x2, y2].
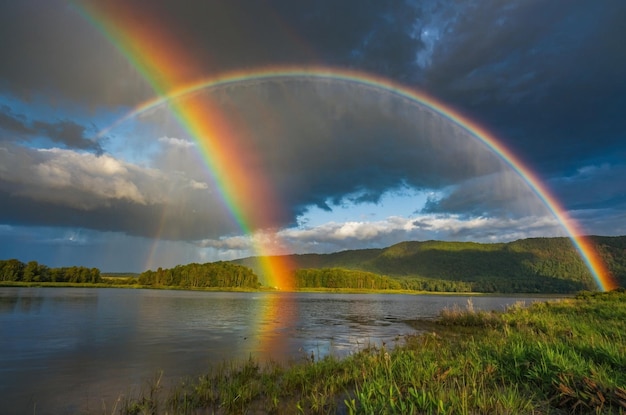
[0, 280, 572, 296]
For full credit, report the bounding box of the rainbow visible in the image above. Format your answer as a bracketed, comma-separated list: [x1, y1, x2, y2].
[102, 67, 618, 291]
[77, 3, 616, 292]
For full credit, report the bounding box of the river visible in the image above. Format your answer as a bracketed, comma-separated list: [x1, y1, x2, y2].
[0, 287, 561, 414]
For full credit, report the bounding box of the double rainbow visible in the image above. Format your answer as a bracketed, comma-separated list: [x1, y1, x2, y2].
[78, 5, 617, 291]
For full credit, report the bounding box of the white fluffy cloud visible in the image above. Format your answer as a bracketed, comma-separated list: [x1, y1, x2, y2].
[194, 213, 564, 257]
[0, 146, 159, 207]
[0, 144, 237, 239]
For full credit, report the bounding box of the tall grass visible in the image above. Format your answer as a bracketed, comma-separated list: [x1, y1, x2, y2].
[106, 290, 626, 414]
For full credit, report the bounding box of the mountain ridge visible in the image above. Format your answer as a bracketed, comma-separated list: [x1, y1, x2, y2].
[232, 236, 626, 293]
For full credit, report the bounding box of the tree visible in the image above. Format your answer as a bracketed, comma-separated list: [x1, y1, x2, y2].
[22, 261, 39, 282]
[0, 259, 25, 281]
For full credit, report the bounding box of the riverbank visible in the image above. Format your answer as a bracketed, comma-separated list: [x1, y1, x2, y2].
[107, 289, 625, 414]
[1, 281, 567, 297]
[0, 281, 264, 292]
[0, 281, 458, 294]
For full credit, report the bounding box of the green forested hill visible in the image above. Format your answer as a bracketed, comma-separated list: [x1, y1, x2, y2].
[591, 235, 626, 283]
[234, 236, 626, 293]
[233, 249, 381, 272]
[3, 237, 623, 293]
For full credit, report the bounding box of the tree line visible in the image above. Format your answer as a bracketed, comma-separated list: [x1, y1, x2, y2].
[295, 268, 401, 290]
[293, 266, 592, 293]
[139, 262, 260, 288]
[0, 259, 102, 283]
[395, 276, 588, 293]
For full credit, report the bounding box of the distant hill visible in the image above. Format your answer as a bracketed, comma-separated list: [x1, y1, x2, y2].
[233, 236, 626, 293]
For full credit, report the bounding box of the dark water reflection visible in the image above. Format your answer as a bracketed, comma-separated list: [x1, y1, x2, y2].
[0, 287, 560, 414]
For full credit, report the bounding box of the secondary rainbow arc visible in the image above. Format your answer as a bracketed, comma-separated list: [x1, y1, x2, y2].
[105, 66, 617, 292]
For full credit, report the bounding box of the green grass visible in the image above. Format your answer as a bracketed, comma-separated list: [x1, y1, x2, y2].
[101, 289, 626, 414]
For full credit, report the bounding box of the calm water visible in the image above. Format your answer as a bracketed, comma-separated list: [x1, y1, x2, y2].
[0, 287, 559, 414]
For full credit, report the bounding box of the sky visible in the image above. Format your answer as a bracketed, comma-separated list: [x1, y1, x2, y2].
[0, 0, 624, 273]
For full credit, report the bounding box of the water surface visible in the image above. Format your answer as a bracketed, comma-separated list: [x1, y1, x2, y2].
[0, 287, 559, 414]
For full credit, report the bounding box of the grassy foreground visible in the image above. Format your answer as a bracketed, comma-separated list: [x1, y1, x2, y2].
[114, 290, 626, 415]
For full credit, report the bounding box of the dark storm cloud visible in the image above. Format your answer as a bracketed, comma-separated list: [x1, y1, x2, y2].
[2, 0, 623, 176]
[0, 106, 103, 152]
[0, 192, 233, 241]
[422, 171, 550, 218]
[95, 0, 423, 80]
[164, 79, 517, 225]
[32, 119, 103, 153]
[0, 0, 152, 106]
[0, 106, 32, 135]
[550, 164, 626, 212]
[268, 0, 423, 81]
[571, 209, 626, 238]
[0, 0, 423, 107]
[422, 0, 626, 175]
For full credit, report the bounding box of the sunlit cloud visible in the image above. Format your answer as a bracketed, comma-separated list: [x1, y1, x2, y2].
[193, 213, 563, 257]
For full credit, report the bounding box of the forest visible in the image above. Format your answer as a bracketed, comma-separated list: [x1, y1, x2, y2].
[138, 261, 259, 289]
[0, 259, 101, 283]
[295, 268, 401, 290]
